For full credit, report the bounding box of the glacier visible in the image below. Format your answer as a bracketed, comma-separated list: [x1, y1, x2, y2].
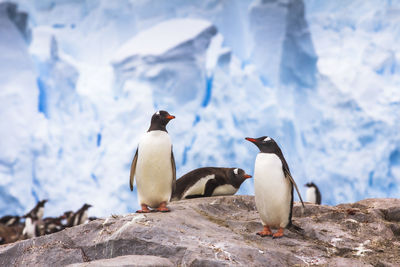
[0, 0, 399, 218]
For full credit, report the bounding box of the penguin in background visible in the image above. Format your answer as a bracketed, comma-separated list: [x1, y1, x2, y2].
[0, 215, 20, 226]
[130, 110, 176, 213]
[22, 213, 41, 239]
[245, 136, 305, 238]
[24, 199, 48, 220]
[43, 214, 67, 234]
[68, 204, 92, 227]
[22, 199, 48, 239]
[305, 182, 322, 204]
[172, 167, 252, 201]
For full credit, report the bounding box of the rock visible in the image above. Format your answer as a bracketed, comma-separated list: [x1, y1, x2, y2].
[67, 255, 174, 267]
[0, 196, 399, 266]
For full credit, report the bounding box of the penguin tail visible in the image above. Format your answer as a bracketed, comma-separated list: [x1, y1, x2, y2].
[287, 222, 304, 234]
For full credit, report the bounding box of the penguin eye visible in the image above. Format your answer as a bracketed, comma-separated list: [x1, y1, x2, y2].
[263, 137, 271, 142]
[233, 168, 238, 175]
[155, 111, 160, 116]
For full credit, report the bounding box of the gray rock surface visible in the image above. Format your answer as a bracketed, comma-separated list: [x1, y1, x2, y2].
[0, 196, 399, 266]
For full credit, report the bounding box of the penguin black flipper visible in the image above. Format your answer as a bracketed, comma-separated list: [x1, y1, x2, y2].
[129, 148, 138, 191]
[282, 165, 305, 208]
[203, 179, 220, 197]
[274, 145, 305, 208]
[171, 149, 176, 194]
[316, 185, 322, 205]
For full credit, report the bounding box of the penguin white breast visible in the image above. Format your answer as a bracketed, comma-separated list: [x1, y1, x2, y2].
[37, 207, 44, 220]
[254, 153, 291, 228]
[182, 174, 215, 199]
[23, 217, 36, 238]
[212, 184, 238, 196]
[136, 131, 173, 208]
[80, 210, 88, 224]
[306, 187, 317, 204]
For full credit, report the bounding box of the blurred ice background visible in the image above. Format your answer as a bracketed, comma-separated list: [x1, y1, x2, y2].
[0, 0, 399, 217]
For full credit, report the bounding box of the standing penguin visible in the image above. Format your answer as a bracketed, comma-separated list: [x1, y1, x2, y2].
[172, 167, 252, 201]
[305, 182, 322, 204]
[245, 136, 304, 238]
[22, 213, 41, 239]
[25, 199, 48, 220]
[67, 204, 92, 227]
[130, 110, 176, 213]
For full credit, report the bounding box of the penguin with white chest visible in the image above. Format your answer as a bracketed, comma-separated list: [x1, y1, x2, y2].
[130, 110, 176, 213]
[305, 182, 321, 204]
[171, 167, 252, 201]
[245, 136, 305, 238]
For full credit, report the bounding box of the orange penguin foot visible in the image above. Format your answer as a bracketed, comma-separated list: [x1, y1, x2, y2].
[272, 228, 284, 239]
[256, 226, 273, 237]
[136, 204, 152, 213]
[156, 202, 170, 212]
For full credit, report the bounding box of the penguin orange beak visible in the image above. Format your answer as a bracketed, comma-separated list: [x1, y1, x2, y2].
[244, 174, 252, 179]
[166, 115, 175, 120]
[245, 137, 257, 143]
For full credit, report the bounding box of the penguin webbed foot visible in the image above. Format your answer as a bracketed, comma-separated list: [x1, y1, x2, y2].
[256, 226, 273, 237]
[136, 204, 153, 213]
[272, 228, 284, 239]
[155, 202, 170, 212]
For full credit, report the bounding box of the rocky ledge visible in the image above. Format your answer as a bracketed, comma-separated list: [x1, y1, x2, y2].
[0, 196, 399, 266]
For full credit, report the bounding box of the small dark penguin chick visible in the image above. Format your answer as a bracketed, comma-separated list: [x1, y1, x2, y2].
[172, 167, 252, 201]
[0, 224, 24, 244]
[305, 182, 322, 204]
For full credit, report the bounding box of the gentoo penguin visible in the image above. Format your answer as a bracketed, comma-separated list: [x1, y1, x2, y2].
[245, 136, 305, 238]
[171, 167, 252, 201]
[0, 215, 20, 226]
[129, 110, 176, 213]
[43, 214, 66, 234]
[25, 199, 48, 220]
[22, 213, 41, 239]
[68, 204, 92, 227]
[305, 182, 321, 204]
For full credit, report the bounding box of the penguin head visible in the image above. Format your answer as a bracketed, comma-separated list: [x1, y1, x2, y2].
[148, 110, 175, 132]
[38, 199, 48, 207]
[245, 136, 278, 153]
[82, 204, 92, 210]
[305, 182, 317, 188]
[230, 168, 252, 187]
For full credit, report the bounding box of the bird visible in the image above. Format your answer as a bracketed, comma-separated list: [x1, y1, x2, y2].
[245, 136, 304, 238]
[130, 110, 176, 213]
[171, 167, 252, 201]
[43, 213, 69, 234]
[22, 213, 41, 239]
[0, 215, 21, 227]
[305, 182, 322, 204]
[67, 204, 92, 227]
[24, 199, 48, 220]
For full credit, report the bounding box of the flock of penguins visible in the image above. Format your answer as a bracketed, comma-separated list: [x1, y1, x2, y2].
[0, 201, 94, 245]
[0, 110, 322, 245]
[129, 111, 322, 238]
